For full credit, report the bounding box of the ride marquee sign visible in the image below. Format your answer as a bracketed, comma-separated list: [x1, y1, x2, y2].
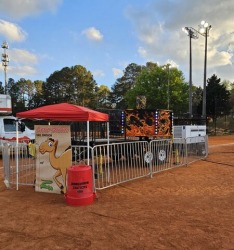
[124, 109, 173, 137]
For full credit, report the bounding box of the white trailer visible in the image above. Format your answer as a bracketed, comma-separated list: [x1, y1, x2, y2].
[0, 94, 12, 114]
[0, 95, 35, 151]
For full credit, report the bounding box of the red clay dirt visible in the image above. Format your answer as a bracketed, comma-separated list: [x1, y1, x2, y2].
[0, 135, 233, 250]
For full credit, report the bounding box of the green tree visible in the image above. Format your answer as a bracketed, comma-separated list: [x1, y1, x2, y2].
[8, 78, 18, 114]
[8, 78, 29, 114]
[192, 86, 203, 116]
[28, 80, 44, 108]
[0, 81, 4, 94]
[206, 74, 231, 119]
[110, 63, 142, 109]
[97, 85, 111, 108]
[124, 63, 188, 113]
[7, 78, 45, 113]
[230, 83, 234, 110]
[43, 65, 97, 108]
[43, 67, 71, 105]
[69, 65, 97, 108]
[16, 78, 34, 109]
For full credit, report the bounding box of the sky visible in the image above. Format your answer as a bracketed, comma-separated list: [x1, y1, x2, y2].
[0, 0, 233, 90]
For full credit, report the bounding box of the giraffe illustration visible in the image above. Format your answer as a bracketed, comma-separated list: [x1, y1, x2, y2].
[39, 138, 72, 194]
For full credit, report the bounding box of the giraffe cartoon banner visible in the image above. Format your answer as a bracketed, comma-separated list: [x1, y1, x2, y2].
[35, 125, 72, 194]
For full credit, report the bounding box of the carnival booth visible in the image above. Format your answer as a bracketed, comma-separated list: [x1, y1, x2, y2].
[16, 103, 109, 204]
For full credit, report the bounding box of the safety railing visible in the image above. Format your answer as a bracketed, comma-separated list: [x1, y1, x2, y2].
[2, 142, 36, 188]
[2, 136, 208, 190]
[91, 141, 149, 190]
[185, 135, 208, 164]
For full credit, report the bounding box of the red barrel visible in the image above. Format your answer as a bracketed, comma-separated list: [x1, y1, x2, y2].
[65, 165, 94, 206]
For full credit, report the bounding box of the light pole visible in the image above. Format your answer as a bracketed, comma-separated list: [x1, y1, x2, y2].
[166, 63, 170, 110]
[1, 41, 9, 94]
[182, 22, 211, 121]
[199, 21, 212, 120]
[182, 27, 198, 118]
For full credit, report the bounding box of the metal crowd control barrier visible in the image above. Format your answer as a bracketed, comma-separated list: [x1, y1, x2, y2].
[91, 141, 149, 190]
[185, 135, 208, 164]
[2, 136, 208, 190]
[149, 139, 173, 175]
[2, 142, 36, 188]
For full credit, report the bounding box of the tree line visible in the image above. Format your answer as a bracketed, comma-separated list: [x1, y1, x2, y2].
[1, 62, 233, 120]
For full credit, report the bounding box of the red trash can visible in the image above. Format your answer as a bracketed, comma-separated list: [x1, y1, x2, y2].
[65, 165, 94, 206]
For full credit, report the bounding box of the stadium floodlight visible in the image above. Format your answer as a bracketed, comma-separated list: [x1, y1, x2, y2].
[182, 27, 198, 118]
[198, 21, 212, 120]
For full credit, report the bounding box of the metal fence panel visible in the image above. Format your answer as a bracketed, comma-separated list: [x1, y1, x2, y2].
[149, 139, 172, 174]
[185, 135, 208, 164]
[72, 141, 149, 190]
[2, 143, 11, 188]
[2, 143, 36, 188]
[2, 136, 208, 190]
[172, 138, 188, 167]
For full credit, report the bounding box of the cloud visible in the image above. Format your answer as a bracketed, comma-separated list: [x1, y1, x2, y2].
[125, 0, 234, 85]
[93, 69, 105, 77]
[112, 68, 123, 77]
[0, 0, 63, 20]
[9, 49, 38, 65]
[138, 46, 148, 58]
[0, 49, 38, 79]
[82, 27, 103, 41]
[0, 19, 27, 42]
[8, 65, 37, 77]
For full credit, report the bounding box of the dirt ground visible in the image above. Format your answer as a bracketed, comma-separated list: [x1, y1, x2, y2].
[0, 135, 233, 250]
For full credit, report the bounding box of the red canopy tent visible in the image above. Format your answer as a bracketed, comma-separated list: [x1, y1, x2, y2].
[16, 102, 109, 151]
[15, 103, 109, 190]
[16, 103, 109, 151]
[16, 103, 109, 122]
